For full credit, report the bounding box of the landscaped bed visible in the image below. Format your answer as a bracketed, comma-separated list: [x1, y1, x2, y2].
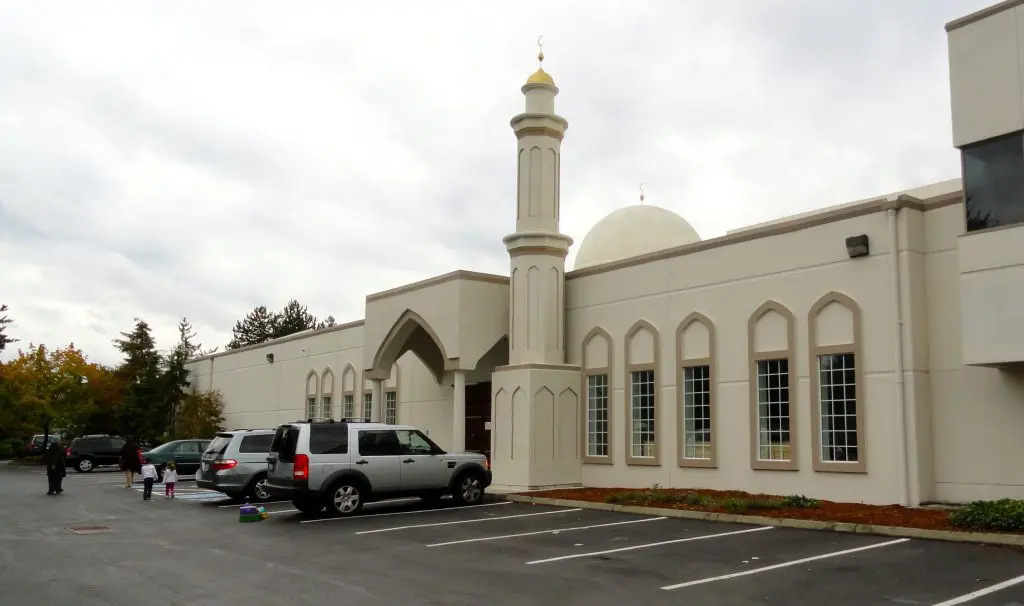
[520, 487, 1024, 535]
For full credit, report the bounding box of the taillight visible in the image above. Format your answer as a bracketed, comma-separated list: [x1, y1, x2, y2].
[485, 457, 491, 471]
[293, 453, 309, 480]
[211, 459, 237, 471]
[65, 447, 71, 456]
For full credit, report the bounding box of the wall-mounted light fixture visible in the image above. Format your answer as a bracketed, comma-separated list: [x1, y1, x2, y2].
[845, 234, 870, 258]
[266, 353, 275, 363]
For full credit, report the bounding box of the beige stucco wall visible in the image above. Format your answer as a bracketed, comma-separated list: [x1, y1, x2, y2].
[185, 323, 454, 446]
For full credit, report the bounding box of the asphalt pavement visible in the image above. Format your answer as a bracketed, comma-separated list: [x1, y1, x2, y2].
[3, 461, 1024, 605]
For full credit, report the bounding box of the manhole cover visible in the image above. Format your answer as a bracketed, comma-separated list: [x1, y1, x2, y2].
[66, 525, 112, 535]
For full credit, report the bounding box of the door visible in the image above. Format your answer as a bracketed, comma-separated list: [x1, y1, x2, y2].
[355, 430, 403, 493]
[396, 429, 448, 490]
[464, 382, 492, 460]
[174, 441, 202, 474]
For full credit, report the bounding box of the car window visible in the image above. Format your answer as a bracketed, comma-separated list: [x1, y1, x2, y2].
[179, 442, 200, 455]
[270, 426, 299, 462]
[206, 435, 233, 455]
[110, 437, 125, 449]
[309, 424, 348, 455]
[358, 430, 401, 457]
[396, 430, 434, 455]
[238, 434, 273, 453]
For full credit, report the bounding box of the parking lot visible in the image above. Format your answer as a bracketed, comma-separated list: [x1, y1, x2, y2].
[4, 463, 1024, 605]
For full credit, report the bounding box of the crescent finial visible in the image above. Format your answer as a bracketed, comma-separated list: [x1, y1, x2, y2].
[537, 35, 545, 64]
[639, 182, 645, 204]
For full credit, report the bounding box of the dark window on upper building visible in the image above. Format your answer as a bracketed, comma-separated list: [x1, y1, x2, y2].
[962, 131, 1024, 232]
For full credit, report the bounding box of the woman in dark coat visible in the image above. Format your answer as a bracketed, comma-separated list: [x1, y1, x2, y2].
[119, 436, 142, 488]
[45, 441, 66, 495]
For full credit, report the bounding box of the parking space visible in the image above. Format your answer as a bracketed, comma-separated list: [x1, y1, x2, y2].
[5, 462, 1024, 605]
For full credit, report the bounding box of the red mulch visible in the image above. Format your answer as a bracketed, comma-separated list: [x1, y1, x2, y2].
[524, 487, 962, 532]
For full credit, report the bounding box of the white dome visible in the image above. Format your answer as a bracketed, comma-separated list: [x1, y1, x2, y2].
[573, 204, 701, 270]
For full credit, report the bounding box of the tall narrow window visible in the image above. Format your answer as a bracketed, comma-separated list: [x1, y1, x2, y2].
[818, 353, 857, 463]
[343, 394, 354, 418]
[756, 359, 790, 461]
[320, 395, 333, 421]
[306, 396, 317, 421]
[630, 369, 656, 458]
[682, 365, 711, 460]
[585, 374, 609, 457]
[384, 391, 397, 425]
[363, 392, 373, 421]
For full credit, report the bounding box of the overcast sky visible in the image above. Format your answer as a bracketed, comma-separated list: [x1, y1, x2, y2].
[0, 0, 991, 366]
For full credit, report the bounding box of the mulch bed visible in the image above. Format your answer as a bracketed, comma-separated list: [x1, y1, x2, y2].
[523, 487, 962, 532]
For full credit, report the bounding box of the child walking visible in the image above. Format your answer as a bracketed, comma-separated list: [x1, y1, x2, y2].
[140, 458, 158, 501]
[163, 462, 178, 498]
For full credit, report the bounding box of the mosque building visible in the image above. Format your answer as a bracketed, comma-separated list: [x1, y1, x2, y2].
[187, 0, 1024, 506]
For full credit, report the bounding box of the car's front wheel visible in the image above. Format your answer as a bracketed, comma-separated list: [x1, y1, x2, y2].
[325, 480, 364, 517]
[75, 457, 94, 473]
[452, 471, 486, 506]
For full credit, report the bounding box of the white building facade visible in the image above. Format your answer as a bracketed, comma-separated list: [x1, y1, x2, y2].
[187, 1, 1024, 507]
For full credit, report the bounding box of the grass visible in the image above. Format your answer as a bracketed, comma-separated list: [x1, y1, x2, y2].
[602, 485, 821, 513]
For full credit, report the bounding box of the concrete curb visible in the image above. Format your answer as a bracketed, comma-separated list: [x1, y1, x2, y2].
[505, 494, 1024, 548]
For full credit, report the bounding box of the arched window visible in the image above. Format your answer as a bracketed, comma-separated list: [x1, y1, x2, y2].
[625, 320, 661, 466]
[747, 301, 797, 471]
[676, 312, 717, 468]
[580, 327, 613, 464]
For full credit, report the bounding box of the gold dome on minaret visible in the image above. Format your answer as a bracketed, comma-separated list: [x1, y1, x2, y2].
[525, 36, 555, 86]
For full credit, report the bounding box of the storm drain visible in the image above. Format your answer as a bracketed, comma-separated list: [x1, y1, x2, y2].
[66, 525, 113, 535]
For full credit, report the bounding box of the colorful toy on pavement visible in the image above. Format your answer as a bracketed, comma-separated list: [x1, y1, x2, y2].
[239, 500, 268, 522]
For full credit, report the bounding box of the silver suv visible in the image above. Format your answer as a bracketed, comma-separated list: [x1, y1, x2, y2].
[196, 429, 276, 502]
[265, 420, 492, 516]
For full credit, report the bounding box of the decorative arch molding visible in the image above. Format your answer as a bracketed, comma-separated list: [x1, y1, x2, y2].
[369, 309, 451, 383]
[340, 364, 357, 419]
[675, 312, 718, 469]
[580, 326, 614, 465]
[624, 319, 662, 467]
[746, 300, 798, 472]
[321, 367, 335, 393]
[304, 370, 319, 421]
[807, 291, 866, 474]
[305, 370, 319, 395]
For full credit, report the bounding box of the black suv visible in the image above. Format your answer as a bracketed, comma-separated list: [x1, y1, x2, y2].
[67, 434, 126, 472]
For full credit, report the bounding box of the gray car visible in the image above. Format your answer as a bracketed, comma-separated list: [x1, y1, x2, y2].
[265, 420, 492, 516]
[196, 429, 276, 502]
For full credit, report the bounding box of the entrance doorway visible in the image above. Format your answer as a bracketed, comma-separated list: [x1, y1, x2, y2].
[464, 381, 492, 461]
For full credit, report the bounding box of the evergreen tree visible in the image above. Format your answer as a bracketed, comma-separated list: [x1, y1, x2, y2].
[0, 304, 17, 353]
[272, 299, 319, 339]
[320, 315, 337, 328]
[227, 305, 277, 349]
[161, 318, 195, 437]
[112, 318, 164, 444]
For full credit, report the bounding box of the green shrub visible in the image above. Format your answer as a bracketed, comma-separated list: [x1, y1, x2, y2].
[0, 442, 13, 458]
[782, 494, 821, 509]
[950, 499, 1024, 531]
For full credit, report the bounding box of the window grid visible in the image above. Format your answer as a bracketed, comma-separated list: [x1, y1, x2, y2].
[305, 396, 316, 421]
[585, 374, 609, 457]
[363, 392, 372, 420]
[320, 396, 333, 421]
[343, 394, 354, 418]
[682, 365, 712, 459]
[384, 391, 397, 425]
[630, 369, 656, 458]
[818, 353, 858, 463]
[756, 359, 790, 461]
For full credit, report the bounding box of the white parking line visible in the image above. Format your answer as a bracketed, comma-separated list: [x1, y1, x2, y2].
[266, 508, 299, 515]
[300, 501, 512, 524]
[660, 537, 910, 590]
[526, 526, 773, 565]
[426, 516, 668, 547]
[356, 508, 582, 535]
[931, 572, 1024, 605]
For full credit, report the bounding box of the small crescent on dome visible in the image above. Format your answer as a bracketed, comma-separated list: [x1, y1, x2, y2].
[639, 182, 645, 203]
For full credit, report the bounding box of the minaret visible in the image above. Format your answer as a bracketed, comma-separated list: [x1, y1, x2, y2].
[490, 40, 582, 491]
[502, 39, 573, 366]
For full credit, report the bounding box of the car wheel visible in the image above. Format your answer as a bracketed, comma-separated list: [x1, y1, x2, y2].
[76, 458, 94, 473]
[325, 480, 364, 517]
[452, 471, 485, 506]
[291, 497, 323, 514]
[247, 474, 271, 503]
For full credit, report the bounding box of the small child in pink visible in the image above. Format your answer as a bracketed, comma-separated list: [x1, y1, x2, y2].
[163, 462, 178, 498]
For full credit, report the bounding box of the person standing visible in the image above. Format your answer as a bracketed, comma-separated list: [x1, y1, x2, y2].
[140, 458, 158, 501]
[163, 462, 177, 498]
[119, 436, 142, 488]
[45, 440, 66, 495]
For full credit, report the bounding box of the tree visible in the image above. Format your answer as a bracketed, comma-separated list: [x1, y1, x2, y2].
[0, 304, 17, 353]
[0, 343, 104, 440]
[112, 319, 165, 444]
[175, 388, 226, 438]
[162, 318, 200, 438]
[272, 299, 319, 339]
[227, 305, 277, 349]
[321, 315, 336, 328]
